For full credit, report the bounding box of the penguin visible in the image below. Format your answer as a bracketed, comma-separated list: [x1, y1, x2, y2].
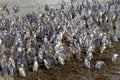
[111, 54, 119, 62]
[13, 5, 19, 13]
[43, 59, 51, 69]
[44, 4, 49, 11]
[33, 57, 39, 73]
[7, 61, 17, 76]
[84, 58, 90, 69]
[58, 56, 65, 65]
[18, 64, 26, 77]
[95, 61, 105, 70]
[86, 51, 93, 61]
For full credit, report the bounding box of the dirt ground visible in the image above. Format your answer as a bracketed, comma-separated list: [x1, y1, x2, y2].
[14, 40, 120, 80]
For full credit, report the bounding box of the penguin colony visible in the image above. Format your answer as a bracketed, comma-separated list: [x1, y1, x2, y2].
[0, 0, 119, 78]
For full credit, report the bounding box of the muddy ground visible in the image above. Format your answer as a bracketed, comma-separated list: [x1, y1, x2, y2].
[14, 40, 120, 80]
